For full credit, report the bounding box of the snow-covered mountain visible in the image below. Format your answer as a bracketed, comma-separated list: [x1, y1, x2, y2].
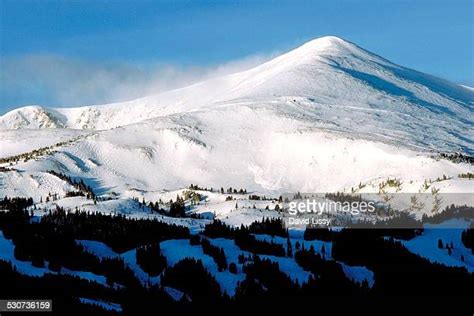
[2, 36, 473, 151]
[1, 36, 473, 197]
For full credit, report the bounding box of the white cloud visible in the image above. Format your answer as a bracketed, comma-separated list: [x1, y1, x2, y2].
[0, 52, 278, 109]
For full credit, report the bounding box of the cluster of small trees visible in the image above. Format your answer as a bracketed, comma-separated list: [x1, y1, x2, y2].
[325, 192, 364, 203]
[169, 195, 186, 217]
[189, 235, 228, 271]
[136, 192, 206, 218]
[160, 258, 224, 305]
[201, 238, 227, 271]
[422, 204, 473, 224]
[220, 187, 247, 194]
[0, 146, 54, 165]
[203, 219, 237, 239]
[48, 170, 96, 200]
[0, 136, 84, 165]
[145, 200, 165, 213]
[38, 192, 70, 204]
[439, 152, 474, 164]
[188, 183, 213, 191]
[234, 231, 286, 257]
[238, 255, 299, 297]
[248, 194, 274, 201]
[182, 190, 202, 205]
[203, 219, 287, 256]
[296, 246, 362, 295]
[0, 196, 33, 212]
[136, 243, 167, 276]
[204, 218, 287, 239]
[133, 197, 166, 215]
[247, 218, 287, 237]
[458, 172, 474, 179]
[437, 239, 458, 256]
[346, 212, 423, 232]
[64, 191, 86, 198]
[47, 208, 188, 252]
[0, 205, 190, 254]
[461, 225, 473, 253]
[102, 257, 144, 288]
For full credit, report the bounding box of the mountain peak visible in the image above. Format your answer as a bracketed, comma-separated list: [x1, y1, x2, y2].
[274, 35, 371, 66]
[306, 35, 350, 46]
[296, 35, 355, 53]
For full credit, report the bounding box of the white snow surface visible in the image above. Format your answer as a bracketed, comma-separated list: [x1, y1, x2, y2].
[0, 129, 90, 158]
[397, 219, 474, 273]
[78, 298, 122, 312]
[163, 287, 187, 302]
[339, 262, 375, 288]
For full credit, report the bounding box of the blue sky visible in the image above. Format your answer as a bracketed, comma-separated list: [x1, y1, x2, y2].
[0, 0, 472, 113]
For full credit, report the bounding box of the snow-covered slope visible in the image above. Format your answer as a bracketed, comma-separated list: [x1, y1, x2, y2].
[1, 36, 473, 196]
[2, 101, 473, 195]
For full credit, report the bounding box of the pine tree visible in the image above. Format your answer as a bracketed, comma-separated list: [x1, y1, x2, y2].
[287, 236, 293, 257]
[438, 239, 444, 249]
[229, 262, 237, 274]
